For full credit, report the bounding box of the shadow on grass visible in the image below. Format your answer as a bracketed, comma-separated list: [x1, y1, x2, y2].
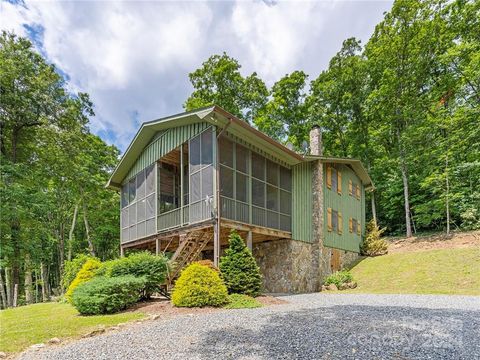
[191, 305, 480, 359]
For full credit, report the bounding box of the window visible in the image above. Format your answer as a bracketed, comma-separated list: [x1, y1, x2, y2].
[327, 208, 343, 234]
[327, 164, 342, 194]
[349, 180, 361, 200]
[349, 218, 361, 235]
[331, 167, 338, 193]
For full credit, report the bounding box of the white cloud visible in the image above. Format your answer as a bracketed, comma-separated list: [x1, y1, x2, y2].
[0, 0, 392, 151]
[230, 1, 331, 83]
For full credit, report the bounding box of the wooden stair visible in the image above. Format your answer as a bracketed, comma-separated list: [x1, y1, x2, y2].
[165, 230, 213, 291]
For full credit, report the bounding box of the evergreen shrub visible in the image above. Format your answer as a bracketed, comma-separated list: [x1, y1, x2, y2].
[72, 275, 145, 315]
[65, 258, 101, 303]
[219, 230, 262, 297]
[361, 219, 388, 256]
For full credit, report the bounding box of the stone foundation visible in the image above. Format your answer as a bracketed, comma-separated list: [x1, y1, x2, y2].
[253, 239, 317, 293]
[253, 239, 359, 294]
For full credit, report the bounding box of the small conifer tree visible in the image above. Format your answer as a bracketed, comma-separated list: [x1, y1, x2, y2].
[360, 219, 388, 256]
[219, 230, 262, 297]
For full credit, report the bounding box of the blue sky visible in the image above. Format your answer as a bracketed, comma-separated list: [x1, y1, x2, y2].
[1, 0, 392, 153]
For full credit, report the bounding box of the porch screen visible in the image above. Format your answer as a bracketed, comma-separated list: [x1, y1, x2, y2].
[120, 163, 156, 243]
[189, 128, 214, 223]
[219, 137, 292, 232]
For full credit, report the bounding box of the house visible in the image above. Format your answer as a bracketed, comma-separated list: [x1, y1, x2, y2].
[107, 106, 373, 293]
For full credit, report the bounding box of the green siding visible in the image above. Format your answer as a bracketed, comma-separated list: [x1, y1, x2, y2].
[323, 163, 364, 252]
[123, 122, 210, 183]
[292, 162, 313, 242]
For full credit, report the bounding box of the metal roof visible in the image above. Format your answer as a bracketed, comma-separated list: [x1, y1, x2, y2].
[107, 106, 303, 189]
[106, 105, 374, 191]
[304, 155, 374, 190]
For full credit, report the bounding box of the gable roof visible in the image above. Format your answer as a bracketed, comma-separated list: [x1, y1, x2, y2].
[107, 105, 374, 191]
[107, 106, 303, 189]
[304, 155, 374, 191]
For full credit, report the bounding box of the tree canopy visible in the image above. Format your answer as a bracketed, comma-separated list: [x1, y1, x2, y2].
[185, 0, 480, 237]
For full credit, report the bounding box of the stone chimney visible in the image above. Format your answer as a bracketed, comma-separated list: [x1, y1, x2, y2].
[309, 125, 322, 156]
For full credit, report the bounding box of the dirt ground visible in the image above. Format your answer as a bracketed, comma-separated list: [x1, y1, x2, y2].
[387, 230, 480, 253]
[130, 295, 287, 318]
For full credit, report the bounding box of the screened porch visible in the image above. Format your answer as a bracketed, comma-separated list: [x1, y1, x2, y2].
[119, 126, 292, 245]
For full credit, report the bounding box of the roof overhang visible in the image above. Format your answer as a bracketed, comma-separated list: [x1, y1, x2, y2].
[106, 106, 304, 190]
[304, 155, 375, 191]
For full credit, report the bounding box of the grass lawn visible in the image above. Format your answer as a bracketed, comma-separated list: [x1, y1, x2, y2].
[0, 302, 145, 354]
[346, 247, 480, 295]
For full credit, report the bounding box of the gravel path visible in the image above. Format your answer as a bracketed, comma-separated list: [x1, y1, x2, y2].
[20, 294, 480, 360]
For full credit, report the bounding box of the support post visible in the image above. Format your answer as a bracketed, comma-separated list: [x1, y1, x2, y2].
[213, 126, 221, 267]
[156, 238, 160, 256]
[247, 231, 253, 251]
[120, 245, 124, 257]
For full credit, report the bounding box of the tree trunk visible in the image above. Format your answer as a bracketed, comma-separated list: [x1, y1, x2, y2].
[397, 129, 412, 238]
[10, 219, 21, 303]
[24, 255, 33, 304]
[68, 203, 79, 261]
[83, 201, 95, 257]
[40, 262, 49, 302]
[59, 223, 65, 279]
[371, 192, 378, 226]
[400, 159, 412, 238]
[0, 269, 7, 309]
[35, 268, 39, 303]
[5, 267, 12, 307]
[13, 284, 18, 307]
[445, 154, 450, 235]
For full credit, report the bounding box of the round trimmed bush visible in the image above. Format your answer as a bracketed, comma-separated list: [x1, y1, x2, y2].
[72, 275, 145, 315]
[103, 251, 169, 299]
[65, 258, 101, 303]
[171, 263, 228, 307]
[219, 230, 262, 297]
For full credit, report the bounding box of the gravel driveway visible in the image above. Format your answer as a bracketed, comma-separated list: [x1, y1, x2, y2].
[20, 294, 480, 360]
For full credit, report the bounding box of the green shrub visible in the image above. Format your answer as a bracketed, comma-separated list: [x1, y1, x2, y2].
[361, 219, 388, 256]
[72, 276, 145, 315]
[104, 252, 168, 298]
[324, 270, 354, 288]
[65, 258, 101, 303]
[62, 254, 98, 290]
[219, 230, 262, 297]
[224, 294, 262, 309]
[172, 263, 228, 307]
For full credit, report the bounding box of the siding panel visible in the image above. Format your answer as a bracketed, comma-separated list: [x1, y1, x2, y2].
[323, 163, 363, 252]
[292, 162, 313, 242]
